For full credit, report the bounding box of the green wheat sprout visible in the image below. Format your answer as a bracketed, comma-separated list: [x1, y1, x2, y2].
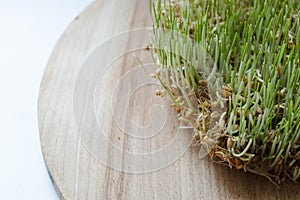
[149, 0, 300, 184]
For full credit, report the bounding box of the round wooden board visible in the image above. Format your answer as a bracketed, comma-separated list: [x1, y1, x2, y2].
[38, 0, 300, 199]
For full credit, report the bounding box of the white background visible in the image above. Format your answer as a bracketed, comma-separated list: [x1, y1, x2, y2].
[0, 0, 93, 199]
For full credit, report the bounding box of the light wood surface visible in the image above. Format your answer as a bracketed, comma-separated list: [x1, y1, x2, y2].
[38, 0, 300, 199]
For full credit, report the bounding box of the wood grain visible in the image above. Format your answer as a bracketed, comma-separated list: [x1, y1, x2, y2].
[38, 0, 300, 199]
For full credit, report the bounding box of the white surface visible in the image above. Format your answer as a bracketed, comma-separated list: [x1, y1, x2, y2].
[0, 0, 93, 199]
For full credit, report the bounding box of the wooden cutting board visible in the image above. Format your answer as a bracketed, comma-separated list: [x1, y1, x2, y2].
[38, 0, 300, 199]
